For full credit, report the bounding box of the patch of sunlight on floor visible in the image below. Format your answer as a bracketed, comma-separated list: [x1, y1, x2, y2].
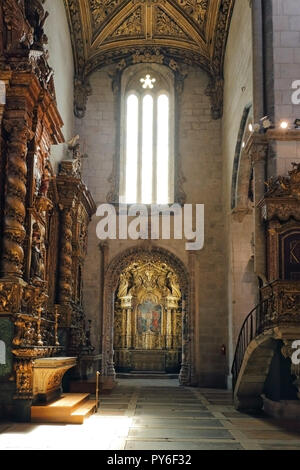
[0, 415, 133, 450]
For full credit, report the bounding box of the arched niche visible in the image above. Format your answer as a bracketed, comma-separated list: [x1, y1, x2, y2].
[101, 246, 192, 385]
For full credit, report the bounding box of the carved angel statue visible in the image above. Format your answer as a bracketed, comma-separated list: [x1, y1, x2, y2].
[128, 273, 142, 296]
[117, 271, 132, 298]
[265, 175, 290, 196]
[67, 134, 80, 159]
[157, 274, 171, 297]
[291, 162, 300, 173]
[166, 271, 181, 298]
[39, 162, 52, 197]
[30, 223, 44, 280]
[0, 284, 14, 310]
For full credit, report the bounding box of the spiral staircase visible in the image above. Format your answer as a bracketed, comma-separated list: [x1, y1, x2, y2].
[232, 280, 300, 414]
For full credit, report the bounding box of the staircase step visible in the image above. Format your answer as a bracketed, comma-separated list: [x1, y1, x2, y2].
[69, 381, 115, 395]
[69, 381, 97, 394]
[70, 400, 97, 424]
[117, 372, 179, 379]
[31, 393, 90, 423]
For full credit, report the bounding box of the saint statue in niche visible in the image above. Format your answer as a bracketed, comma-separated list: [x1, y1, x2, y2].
[33, 153, 43, 195]
[30, 223, 44, 280]
[137, 301, 162, 334]
[39, 163, 52, 198]
[117, 271, 132, 298]
[166, 271, 181, 298]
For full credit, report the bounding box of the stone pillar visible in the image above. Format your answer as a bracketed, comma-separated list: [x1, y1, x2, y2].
[251, 0, 265, 123]
[250, 140, 268, 280]
[99, 241, 108, 331]
[179, 297, 190, 385]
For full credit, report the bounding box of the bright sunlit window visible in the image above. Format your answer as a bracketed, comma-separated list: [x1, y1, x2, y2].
[120, 68, 174, 205]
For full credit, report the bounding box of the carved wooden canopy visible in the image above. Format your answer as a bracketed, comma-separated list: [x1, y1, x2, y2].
[64, 0, 235, 80]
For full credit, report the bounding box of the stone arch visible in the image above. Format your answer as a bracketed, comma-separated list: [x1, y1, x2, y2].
[231, 104, 253, 212]
[101, 245, 193, 385]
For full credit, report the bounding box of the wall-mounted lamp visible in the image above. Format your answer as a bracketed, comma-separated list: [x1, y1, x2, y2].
[294, 119, 300, 129]
[261, 117, 272, 129]
[280, 120, 289, 130]
[249, 123, 260, 133]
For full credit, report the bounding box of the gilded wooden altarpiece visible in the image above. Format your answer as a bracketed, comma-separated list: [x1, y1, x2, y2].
[114, 259, 182, 372]
[0, 0, 95, 418]
[102, 246, 194, 386]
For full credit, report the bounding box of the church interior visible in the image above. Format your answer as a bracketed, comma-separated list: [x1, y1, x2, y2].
[0, 0, 300, 451]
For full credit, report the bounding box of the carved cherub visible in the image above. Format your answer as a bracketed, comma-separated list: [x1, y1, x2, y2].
[0, 284, 14, 310]
[39, 162, 52, 197]
[67, 134, 80, 159]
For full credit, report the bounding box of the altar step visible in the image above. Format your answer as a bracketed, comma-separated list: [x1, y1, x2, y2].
[69, 379, 116, 394]
[117, 372, 179, 379]
[31, 393, 96, 424]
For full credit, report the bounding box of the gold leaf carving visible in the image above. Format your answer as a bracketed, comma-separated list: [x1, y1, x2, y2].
[176, 0, 209, 26]
[89, 0, 124, 26]
[112, 7, 143, 38]
[154, 7, 188, 38]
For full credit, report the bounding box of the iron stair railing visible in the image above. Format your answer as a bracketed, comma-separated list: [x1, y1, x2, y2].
[231, 299, 270, 391]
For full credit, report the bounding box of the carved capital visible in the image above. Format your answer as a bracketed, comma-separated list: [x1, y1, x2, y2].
[249, 143, 268, 167]
[74, 77, 91, 119]
[205, 75, 223, 120]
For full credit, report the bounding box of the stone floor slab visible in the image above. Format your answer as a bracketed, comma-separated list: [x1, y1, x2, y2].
[128, 428, 233, 440]
[125, 440, 243, 450]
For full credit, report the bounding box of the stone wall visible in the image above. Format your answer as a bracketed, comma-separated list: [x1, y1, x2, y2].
[271, 0, 300, 174]
[76, 65, 227, 387]
[44, 0, 74, 172]
[222, 0, 256, 384]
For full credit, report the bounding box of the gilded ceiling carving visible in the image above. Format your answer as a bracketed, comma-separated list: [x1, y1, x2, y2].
[64, 0, 235, 118]
[175, 0, 209, 27]
[89, 0, 125, 27]
[111, 6, 143, 38]
[154, 7, 188, 38]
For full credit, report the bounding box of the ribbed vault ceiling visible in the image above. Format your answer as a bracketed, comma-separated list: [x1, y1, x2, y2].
[64, 0, 235, 79]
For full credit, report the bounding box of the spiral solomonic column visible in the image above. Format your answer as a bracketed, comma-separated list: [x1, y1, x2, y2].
[58, 209, 73, 303]
[1, 120, 32, 277]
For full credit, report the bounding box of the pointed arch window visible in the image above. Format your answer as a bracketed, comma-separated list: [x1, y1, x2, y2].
[119, 66, 174, 205]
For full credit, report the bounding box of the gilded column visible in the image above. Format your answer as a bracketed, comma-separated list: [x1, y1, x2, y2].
[126, 308, 132, 349]
[1, 120, 33, 277]
[166, 308, 172, 349]
[58, 209, 73, 303]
